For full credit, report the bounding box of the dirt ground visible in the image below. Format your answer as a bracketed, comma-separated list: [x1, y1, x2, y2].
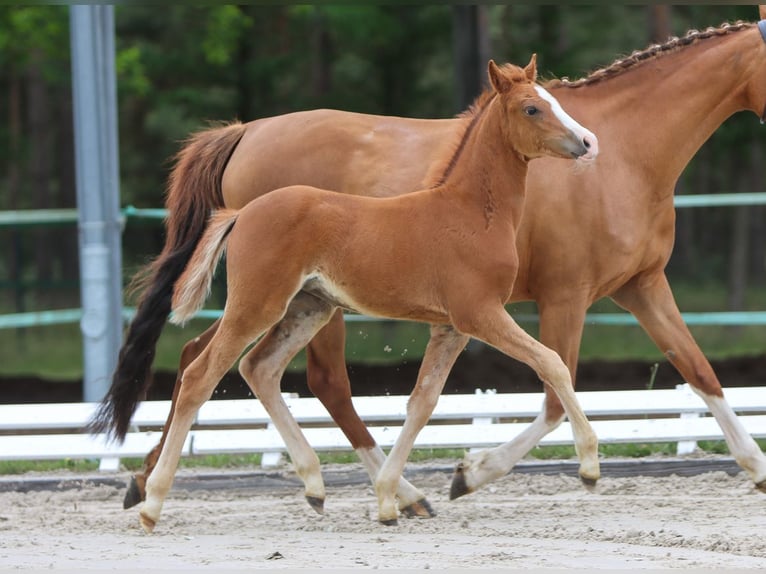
[2, 463, 766, 570]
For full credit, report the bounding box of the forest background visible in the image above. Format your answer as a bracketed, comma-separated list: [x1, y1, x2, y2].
[0, 4, 764, 385]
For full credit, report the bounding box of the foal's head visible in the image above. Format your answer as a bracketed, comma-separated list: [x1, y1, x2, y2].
[488, 56, 598, 161]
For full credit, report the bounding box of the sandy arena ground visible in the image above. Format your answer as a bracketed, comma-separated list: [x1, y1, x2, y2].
[1, 462, 765, 570]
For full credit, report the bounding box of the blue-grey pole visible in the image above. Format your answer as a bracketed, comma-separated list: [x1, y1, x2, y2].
[70, 6, 123, 402]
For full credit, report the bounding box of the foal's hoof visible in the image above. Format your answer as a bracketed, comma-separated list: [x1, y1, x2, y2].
[580, 475, 599, 491]
[139, 512, 156, 534]
[379, 517, 398, 527]
[306, 495, 325, 515]
[449, 463, 472, 500]
[754, 479, 766, 494]
[400, 498, 437, 519]
[123, 475, 145, 509]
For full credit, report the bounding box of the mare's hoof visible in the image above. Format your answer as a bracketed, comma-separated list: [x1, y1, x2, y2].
[139, 512, 156, 534]
[306, 495, 325, 515]
[123, 475, 145, 509]
[449, 463, 471, 500]
[754, 479, 766, 494]
[379, 517, 398, 527]
[400, 498, 437, 519]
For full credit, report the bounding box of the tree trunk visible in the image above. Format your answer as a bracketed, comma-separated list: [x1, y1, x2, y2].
[26, 48, 53, 308]
[452, 5, 490, 112]
[727, 149, 750, 317]
[236, 5, 255, 122]
[311, 8, 333, 101]
[55, 89, 79, 295]
[7, 62, 24, 314]
[748, 139, 765, 285]
[648, 5, 672, 43]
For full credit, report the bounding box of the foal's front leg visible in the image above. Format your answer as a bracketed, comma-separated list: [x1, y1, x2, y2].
[450, 305, 600, 497]
[451, 298, 588, 498]
[375, 325, 469, 525]
[305, 309, 435, 518]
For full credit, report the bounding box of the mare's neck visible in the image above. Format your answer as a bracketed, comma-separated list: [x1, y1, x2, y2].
[558, 26, 762, 193]
[437, 99, 529, 227]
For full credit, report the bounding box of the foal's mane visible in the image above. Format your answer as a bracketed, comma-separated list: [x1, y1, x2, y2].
[422, 89, 497, 189]
[546, 20, 754, 89]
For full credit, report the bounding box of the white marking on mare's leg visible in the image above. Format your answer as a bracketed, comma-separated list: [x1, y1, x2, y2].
[702, 392, 766, 485]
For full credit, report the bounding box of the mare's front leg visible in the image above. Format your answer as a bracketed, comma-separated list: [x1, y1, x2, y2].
[450, 305, 599, 496]
[375, 325, 469, 525]
[238, 294, 336, 514]
[451, 297, 588, 498]
[125, 319, 221, 509]
[306, 309, 435, 518]
[612, 271, 766, 490]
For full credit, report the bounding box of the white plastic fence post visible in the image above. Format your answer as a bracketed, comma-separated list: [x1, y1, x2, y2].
[260, 424, 285, 468]
[470, 388, 497, 453]
[260, 392, 298, 468]
[676, 383, 701, 455]
[98, 456, 120, 472]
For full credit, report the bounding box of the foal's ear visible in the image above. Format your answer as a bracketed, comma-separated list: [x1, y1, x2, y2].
[488, 60, 511, 94]
[524, 54, 538, 83]
[759, 5, 766, 20]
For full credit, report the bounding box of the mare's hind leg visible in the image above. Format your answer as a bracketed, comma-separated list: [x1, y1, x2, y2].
[612, 272, 766, 489]
[375, 325, 469, 525]
[306, 309, 435, 518]
[140, 322, 255, 533]
[125, 320, 220, 509]
[238, 293, 336, 513]
[449, 305, 599, 499]
[451, 298, 587, 498]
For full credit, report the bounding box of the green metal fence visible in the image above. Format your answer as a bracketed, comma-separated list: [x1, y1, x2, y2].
[1, 193, 766, 330]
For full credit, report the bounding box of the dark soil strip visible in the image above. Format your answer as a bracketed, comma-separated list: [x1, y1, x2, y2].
[0, 458, 742, 494]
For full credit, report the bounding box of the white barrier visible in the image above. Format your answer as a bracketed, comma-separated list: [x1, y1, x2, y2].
[1, 384, 765, 471]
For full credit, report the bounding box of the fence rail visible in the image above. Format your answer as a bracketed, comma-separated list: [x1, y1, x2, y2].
[1, 384, 765, 472]
[2, 194, 766, 330]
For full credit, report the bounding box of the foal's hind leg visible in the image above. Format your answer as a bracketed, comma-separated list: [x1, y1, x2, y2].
[449, 305, 599, 499]
[125, 319, 220, 509]
[612, 272, 766, 490]
[140, 322, 255, 533]
[306, 309, 435, 518]
[238, 294, 336, 514]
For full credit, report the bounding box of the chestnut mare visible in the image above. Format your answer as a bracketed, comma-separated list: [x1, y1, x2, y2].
[91, 8, 766, 517]
[132, 58, 599, 531]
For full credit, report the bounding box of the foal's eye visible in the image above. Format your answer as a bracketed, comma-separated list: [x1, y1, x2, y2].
[524, 106, 539, 116]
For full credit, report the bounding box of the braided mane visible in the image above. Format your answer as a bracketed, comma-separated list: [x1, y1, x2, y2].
[546, 21, 754, 89]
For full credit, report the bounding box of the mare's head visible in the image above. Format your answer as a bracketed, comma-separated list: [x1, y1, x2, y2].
[488, 56, 598, 161]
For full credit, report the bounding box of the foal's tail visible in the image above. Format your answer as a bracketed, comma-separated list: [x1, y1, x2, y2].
[171, 210, 239, 326]
[87, 121, 247, 442]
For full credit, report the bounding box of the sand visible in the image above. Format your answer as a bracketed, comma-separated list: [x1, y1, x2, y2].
[1, 462, 765, 570]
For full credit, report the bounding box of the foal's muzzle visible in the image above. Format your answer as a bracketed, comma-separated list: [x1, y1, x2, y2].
[566, 133, 599, 161]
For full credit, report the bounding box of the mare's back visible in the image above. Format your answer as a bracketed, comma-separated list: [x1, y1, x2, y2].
[221, 109, 458, 209]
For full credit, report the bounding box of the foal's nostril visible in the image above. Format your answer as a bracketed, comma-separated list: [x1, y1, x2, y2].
[583, 137, 592, 149]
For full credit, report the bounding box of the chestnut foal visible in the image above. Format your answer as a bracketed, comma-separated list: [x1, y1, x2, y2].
[138, 57, 599, 531]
